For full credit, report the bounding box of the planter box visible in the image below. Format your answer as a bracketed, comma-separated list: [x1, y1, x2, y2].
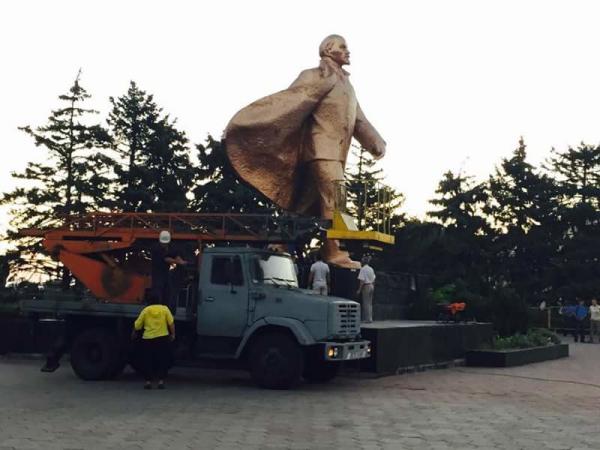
[466, 343, 569, 367]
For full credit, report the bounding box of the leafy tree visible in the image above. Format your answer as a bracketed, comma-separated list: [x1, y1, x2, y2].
[107, 81, 195, 212]
[0, 72, 111, 282]
[383, 219, 445, 275]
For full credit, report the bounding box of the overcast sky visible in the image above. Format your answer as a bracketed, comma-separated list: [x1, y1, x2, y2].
[2, 0, 600, 239]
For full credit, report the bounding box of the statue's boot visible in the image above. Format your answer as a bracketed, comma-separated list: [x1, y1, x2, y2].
[322, 239, 360, 269]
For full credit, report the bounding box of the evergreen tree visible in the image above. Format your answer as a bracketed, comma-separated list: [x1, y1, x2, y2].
[0, 251, 21, 289]
[548, 143, 600, 208]
[426, 171, 492, 300]
[485, 138, 560, 301]
[345, 145, 404, 232]
[107, 81, 194, 212]
[487, 138, 555, 232]
[0, 72, 111, 281]
[190, 135, 274, 214]
[546, 143, 600, 299]
[429, 170, 489, 235]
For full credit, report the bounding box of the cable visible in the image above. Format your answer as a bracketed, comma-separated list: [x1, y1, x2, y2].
[455, 369, 600, 390]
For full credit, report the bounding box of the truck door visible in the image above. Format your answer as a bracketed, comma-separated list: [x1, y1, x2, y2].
[196, 255, 248, 337]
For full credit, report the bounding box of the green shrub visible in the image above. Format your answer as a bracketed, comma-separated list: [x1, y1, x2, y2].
[528, 327, 561, 345]
[430, 284, 457, 303]
[492, 328, 561, 350]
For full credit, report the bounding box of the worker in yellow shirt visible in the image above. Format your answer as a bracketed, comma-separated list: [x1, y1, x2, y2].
[132, 293, 175, 389]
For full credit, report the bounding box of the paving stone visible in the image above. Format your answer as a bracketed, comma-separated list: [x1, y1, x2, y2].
[1, 338, 599, 449]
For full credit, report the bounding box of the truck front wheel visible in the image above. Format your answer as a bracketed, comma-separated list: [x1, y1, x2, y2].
[249, 332, 304, 390]
[70, 328, 118, 381]
[303, 352, 340, 383]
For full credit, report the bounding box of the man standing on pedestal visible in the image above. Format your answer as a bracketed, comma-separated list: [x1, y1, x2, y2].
[356, 256, 376, 323]
[308, 253, 330, 295]
[225, 35, 387, 268]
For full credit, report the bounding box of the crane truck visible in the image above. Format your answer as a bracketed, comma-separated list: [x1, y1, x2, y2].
[19, 212, 372, 389]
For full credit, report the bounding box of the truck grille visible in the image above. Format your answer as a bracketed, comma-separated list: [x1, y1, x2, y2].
[330, 301, 360, 337]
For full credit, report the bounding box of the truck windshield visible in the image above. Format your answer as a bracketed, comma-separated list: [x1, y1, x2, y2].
[250, 253, 298, 288]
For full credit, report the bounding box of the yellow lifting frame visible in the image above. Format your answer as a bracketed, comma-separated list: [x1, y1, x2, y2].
[326, 210, 395, 245]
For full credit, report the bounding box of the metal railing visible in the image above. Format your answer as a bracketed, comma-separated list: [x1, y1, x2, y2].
[19, 212, 329, 244]
[333, 180, 395, 235]
[529, 306, 593, 334]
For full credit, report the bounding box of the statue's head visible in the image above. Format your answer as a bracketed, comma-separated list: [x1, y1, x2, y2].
[319, 34, 350, 66]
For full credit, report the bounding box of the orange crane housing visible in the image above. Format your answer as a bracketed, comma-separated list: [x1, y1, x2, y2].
[19, 212, 324, 305]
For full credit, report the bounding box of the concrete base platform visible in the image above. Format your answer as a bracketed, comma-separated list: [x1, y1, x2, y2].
[358, 320, 493, 375]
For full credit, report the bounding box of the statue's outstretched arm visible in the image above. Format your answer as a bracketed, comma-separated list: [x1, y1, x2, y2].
[354, 103, 386, 159]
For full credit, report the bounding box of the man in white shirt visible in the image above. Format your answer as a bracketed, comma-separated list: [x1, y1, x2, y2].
[308, 253, 330, 295]
[589, 298, 600, 343]
[356, 256, 376, 323]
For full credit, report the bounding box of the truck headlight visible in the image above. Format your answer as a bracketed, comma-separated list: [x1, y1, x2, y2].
[327, 346, 340, 359]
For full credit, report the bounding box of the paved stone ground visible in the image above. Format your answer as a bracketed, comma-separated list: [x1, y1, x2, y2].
[1, 338, 599, 450]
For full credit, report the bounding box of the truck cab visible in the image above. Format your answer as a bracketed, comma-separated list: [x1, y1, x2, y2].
[194, 247, 369, 388]
[22, 247, 370, 389]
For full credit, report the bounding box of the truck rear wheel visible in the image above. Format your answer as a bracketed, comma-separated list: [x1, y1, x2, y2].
[70, 328, 119, 381]
[249, 332, 304, 390]
[303, 356, 340, 383]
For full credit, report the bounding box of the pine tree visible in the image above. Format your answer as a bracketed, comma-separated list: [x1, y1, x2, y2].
[485, 137, 560, 301]
[429, 170, 489, 235]
[107, 82, 194, 212]
[426, 171, 492, 299]
[189, 136, 274, 213]
[0, 72, 111, 281]
[546, 143, 600, 299]
[487, 138, 559, 233]
[0, 251, 21, 289]
[548, 143, 600, 208]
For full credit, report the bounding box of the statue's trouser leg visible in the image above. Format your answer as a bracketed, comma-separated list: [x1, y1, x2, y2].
[307, 160, 359, 268]
[307, 159, 344, 220]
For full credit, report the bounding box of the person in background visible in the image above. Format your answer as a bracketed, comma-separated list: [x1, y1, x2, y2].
[356, 256, 376, 323]
[308, 253, 330, 295]
[132, 291, 175, 389]
[151, 230, 188, 313]
[559, 301, 576, 337]
[573, 298, 589, 343]
[589, 298, 600, 343]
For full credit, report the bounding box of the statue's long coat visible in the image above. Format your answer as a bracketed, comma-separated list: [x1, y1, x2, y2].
[225, 59, 385, 215]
